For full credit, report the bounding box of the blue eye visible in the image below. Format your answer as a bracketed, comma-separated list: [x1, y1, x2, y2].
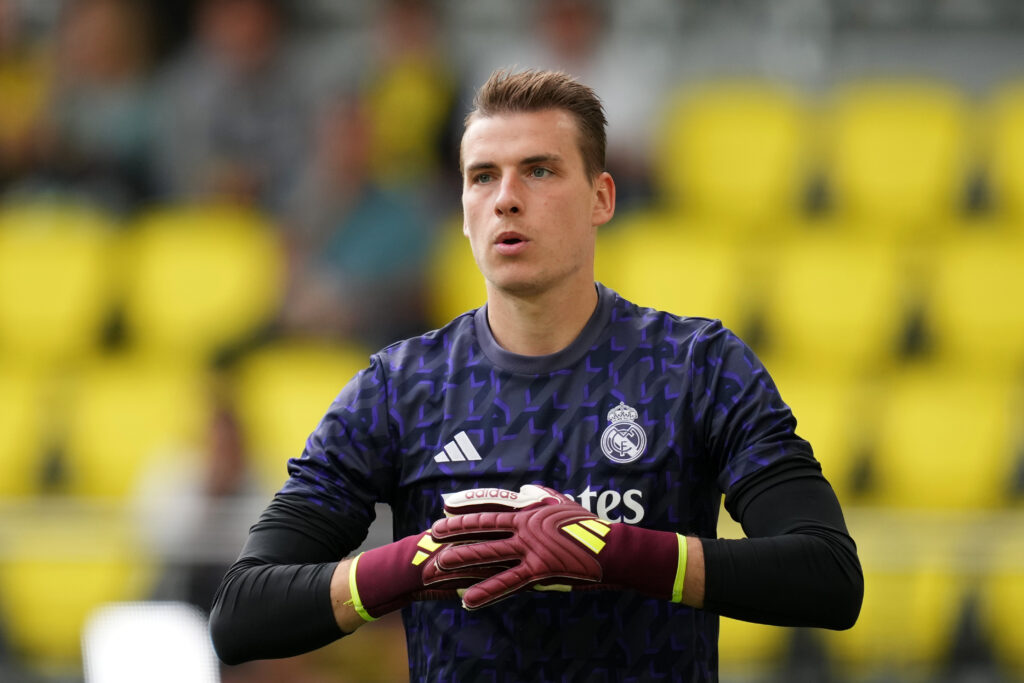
[474, 173, 493, 184]
[531, 167, 551, 178]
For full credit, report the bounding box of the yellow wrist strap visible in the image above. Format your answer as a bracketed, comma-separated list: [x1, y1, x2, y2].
[671, 534, 688, 604]
[346, 553, 377, 622]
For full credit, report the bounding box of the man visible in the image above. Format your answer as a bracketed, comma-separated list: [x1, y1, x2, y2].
[210, 69, 863, 681]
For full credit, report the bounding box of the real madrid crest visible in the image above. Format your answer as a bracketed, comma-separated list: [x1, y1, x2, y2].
[600, 401, 647, 464]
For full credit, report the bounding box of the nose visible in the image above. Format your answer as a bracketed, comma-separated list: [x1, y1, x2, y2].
[494, 175, 522, 216]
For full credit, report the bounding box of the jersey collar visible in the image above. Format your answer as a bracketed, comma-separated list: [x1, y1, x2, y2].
[474, 282, 614, 374]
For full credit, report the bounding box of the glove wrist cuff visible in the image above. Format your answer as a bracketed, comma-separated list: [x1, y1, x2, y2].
[349, 532, 441, 621]
[602, 525, 687, 603]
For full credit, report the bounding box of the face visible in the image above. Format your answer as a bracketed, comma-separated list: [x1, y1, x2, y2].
[461, 109, 615, 299]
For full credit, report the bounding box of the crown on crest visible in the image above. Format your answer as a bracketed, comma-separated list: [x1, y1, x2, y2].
[607, 402, 638, 424]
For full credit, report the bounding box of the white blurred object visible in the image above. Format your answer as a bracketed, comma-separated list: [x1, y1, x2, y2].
[82, 602, 220, 683]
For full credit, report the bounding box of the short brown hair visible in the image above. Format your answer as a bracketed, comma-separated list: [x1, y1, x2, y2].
[463, 68, 608, 180]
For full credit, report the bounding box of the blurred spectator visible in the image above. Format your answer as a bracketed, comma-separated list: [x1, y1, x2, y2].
[150, 0, 308, 214]
[135, 388, 265, 615]
[462, 0, 673, 207]
[360, 0, 457, 195]
[3, 0, 155, 212]
[281, 94, 438, 347]
[0, 0, 53, 192]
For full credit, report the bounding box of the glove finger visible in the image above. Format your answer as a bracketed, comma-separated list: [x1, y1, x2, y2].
[430, 511, 518, 542]
[433, 538, 520, 571]
[460, 565, 539, 610]
[421, 562, 505, 588]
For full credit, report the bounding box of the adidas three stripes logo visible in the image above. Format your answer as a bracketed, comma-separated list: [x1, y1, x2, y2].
[434, 431, 482, 463]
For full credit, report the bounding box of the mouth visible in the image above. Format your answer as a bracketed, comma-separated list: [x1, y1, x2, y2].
[493, 231, 529, 255]
[495, 231, 527, 246]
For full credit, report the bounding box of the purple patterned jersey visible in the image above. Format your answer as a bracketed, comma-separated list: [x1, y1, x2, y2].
[281, 283, 812, 682]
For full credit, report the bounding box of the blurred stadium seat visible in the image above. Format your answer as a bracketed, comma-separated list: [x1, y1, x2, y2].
[427, 217, 487, 328]
[0, 366, 51, 499]
[62, 355, 211, 500]
[234, 341, 372, 492]
[717, 617, 789, 675]
[595, 210, 753, 334]
[0, 511, 154, 673]
[826, 561, 966, 677]
[0, 201, 118, 368]
[922, 228, 1024, 372]
[758, 233, 909, 373]
[653, 81, 810, 235]
[871, 368, 1019, 509]
[763, 360, 874, 503]
[984, 81, 1024, 220]
[979, 534, 1024, 678]
[823, 79, 972, 236]
[119, 203, 285, 362]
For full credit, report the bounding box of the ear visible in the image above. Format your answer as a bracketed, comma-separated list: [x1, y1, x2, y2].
[591, 171, 616, 227]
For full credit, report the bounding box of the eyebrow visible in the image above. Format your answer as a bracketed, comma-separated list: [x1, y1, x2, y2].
[464, 154, 564, 175]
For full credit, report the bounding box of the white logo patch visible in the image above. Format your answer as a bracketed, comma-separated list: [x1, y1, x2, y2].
[600, 402, 647, 464]
[434, 431, 482, 463]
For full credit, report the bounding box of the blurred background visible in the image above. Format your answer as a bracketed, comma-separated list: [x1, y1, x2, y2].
[0, 0, 1022, 681]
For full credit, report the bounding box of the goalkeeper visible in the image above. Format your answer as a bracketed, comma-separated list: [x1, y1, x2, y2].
[211, 68, 862, 682]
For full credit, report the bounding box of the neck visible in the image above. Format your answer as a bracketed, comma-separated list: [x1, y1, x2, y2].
[485, 280, 599, 356]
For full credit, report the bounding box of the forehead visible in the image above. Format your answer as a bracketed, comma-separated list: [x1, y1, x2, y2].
[461, 109, 583, 167]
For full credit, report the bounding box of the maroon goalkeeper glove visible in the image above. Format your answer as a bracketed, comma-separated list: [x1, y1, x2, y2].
[346, 530, 499, 621]
[426, 485, 688, 610]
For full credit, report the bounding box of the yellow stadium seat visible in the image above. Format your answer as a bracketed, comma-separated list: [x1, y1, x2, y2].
[427, 217, 487, 329]
[984, 82, 1024, 220]
[234, 341, 372, 492]
[0, 201, 118, 368]
[0, 366, 50, 498]
[978, 536, 1024, 678]
[924, 230, 1024, 371]
[824, 80, 972, 235]
[759, 233, 908, 373]
[654, 81, 811, 236]
[120, 204, 285, 361]
[0, 510, 154, 673]
[762, 360, 873, 503]
[718, 617, 789, 674]
[62, 356, 211, 499]
[822, 521, 965, 678]
[595, 210, 752, 334]
[871, 369, 1018, 509]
